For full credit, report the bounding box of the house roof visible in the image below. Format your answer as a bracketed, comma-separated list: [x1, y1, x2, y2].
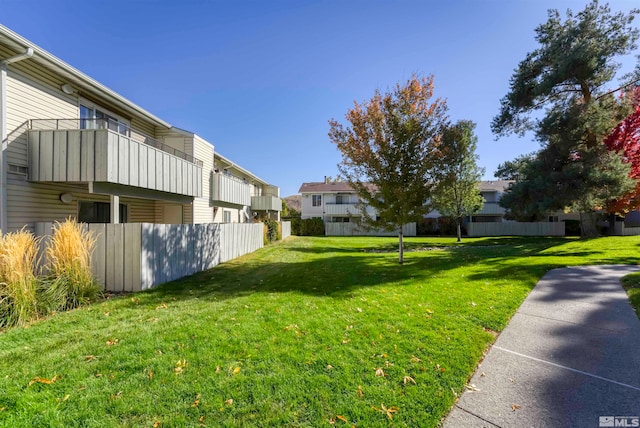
[215, 152, 270, 186]
[0, 24, 172, 129]
[479, 180, 514, 192]
[298, 181, 377, 193]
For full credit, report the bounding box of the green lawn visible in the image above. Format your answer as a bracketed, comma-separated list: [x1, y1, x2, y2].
[1, 236, 639, 427]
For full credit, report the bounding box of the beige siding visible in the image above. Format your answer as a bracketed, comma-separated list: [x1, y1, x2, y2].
[192, 135, 214, 223]
[6, 69, 76, 167]
[6, 177, 156, 233]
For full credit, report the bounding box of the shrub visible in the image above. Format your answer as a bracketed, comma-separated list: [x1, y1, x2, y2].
[263, 219, 281, 244]
[44, 219, 102, 311]
[292, 218, 325, 236]
[0, 228, 41, 327]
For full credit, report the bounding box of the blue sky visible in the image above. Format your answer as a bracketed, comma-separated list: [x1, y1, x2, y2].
[1, 0, 638, 197]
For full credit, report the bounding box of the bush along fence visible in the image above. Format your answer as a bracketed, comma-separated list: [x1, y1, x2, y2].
[35, 222, 276, 293]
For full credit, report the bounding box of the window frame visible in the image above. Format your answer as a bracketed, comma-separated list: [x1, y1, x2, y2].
[312, 194, 322, 207]
[77, 200, 128, 224]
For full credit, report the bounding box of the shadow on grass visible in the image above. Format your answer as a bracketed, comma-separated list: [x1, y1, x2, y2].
[111, 236, 604, 310]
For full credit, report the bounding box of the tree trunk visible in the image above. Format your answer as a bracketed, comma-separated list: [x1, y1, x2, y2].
[456, 218, 462, 242]
[398, 229, 404, 265]
[580, 211, 599, 238]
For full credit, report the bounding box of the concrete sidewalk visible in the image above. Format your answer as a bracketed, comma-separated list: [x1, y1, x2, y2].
[443, 265, 640, 428]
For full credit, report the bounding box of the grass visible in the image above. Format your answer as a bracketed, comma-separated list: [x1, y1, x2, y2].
[621, 272, 640, 319]
[0, 235, 639, 427]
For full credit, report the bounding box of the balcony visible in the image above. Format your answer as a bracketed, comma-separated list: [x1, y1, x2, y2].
[27, 119, 203, 198]
[211, 172, 251, 206]
[251, 195, 282, 211]
[476, 201, 506, 215]
[325, 203, 376, 216]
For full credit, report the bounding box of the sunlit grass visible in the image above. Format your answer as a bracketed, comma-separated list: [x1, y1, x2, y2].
[0, 235, 638, 427]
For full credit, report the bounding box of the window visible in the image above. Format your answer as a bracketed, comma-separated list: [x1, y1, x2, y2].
[336, 194, 348, 205]
[312, 194, 322, 207]
[78, 201, 128, 223]
[223, 210, 231, 223]
[548, 215, 559, 223]
[79, 101, 129, 136]
[332, 217, 350, 223]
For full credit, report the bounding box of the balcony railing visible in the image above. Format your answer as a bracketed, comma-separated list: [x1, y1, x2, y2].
[29, 119, 203, 167]
[476, 201, 506, 215]
[325, 203, 376, 216]
[211, 172, 251, 206]
[251, 195, 282, 211]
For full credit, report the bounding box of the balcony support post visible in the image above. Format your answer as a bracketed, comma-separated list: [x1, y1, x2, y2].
[110, 194, 120, 224]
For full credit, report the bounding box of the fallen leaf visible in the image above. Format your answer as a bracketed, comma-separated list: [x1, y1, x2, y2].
[326, 365, 334, 370]
[148, 370, 154, 381]
[356, 386, 364, 398]
[403, 376, 416, 385]
[191, 394, 201, 407]
[198, 415, 205, 423]
[174, 359, 187, 374]
[224, 398, 233, 406]
[231, 366, 241, 375]
[28, 375, 60, 386]
[156, 303, 168, 310]
[512, 404, 521, 411]
[106, 339, 118, 346]
[104, 312, 110, 317]
[0, 407, 5, 411]
[465, 383, 480, 392]
[356, 307, 362, 312]
[336, 415, 348, 422]
[153, 422, 161, 428]
[85, 355, 97, 361]
[374, 368, 386, 377]
[481, 372, 487, 377]
[341, 339, 350, 344]
[56, 394, 70, 403]
[410, 356, 422, 363]
[372, 403, 398, 420]
[215, 366, 221, 373]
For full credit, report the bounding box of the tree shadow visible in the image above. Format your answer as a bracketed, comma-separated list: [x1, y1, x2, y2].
[117, 236, 579, 310]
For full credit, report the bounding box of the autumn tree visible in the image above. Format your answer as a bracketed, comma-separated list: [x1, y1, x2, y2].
[431, 120, 485, 242]
[492, 1, 638, 236]
[328, 75, 448, 263]
[604, 87, 640, 213]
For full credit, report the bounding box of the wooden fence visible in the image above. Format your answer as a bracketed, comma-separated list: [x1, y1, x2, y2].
[612, 222, 640, 236]
[325, 222, 417, 237]
[467, 222, 565, 237]
[281, 221, 291, 239]
[35, 222, 263, 292]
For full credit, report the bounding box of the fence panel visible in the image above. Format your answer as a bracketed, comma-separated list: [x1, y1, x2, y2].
[36, 221, 264, 292]
[467, 222, 565, 237]
[325, 222, 416, 236]
[281, 221, 291, 239]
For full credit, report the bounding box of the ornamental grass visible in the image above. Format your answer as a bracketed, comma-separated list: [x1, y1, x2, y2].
[44, 219, 102, 311]
[0, 228, 41, 327]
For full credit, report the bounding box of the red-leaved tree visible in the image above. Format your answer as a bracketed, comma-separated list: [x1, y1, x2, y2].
[604, 88, 640, 213]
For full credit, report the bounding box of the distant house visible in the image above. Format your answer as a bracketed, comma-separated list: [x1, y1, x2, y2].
[299, 178, 579, 237]
[298, 179, 416, 236]
[0, 24, 280, 232]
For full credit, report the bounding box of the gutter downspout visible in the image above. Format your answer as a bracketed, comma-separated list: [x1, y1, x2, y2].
[0, 47, 33, 232]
